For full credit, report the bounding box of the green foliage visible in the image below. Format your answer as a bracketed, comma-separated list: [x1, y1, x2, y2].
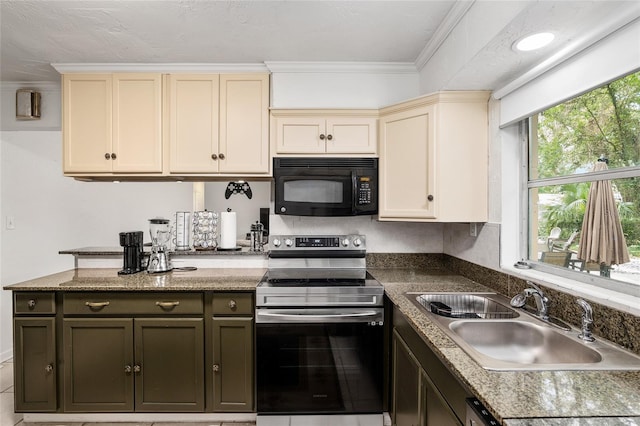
[536, 71, 640, 247]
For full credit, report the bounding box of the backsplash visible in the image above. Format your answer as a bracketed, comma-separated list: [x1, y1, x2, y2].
[368, 253, 640, 355]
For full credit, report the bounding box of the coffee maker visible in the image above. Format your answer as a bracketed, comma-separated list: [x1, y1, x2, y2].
[118, 231, 144, 275]
[147, 218, 173, 273]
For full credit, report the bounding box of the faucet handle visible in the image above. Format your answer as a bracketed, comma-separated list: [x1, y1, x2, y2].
[576, 298, 595, 342]
[576, 298, 593, 323]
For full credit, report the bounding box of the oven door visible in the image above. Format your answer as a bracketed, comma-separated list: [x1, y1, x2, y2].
[256, 308, 384, 415]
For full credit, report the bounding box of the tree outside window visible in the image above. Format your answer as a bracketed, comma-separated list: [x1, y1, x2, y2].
[528, 71, 640, 286]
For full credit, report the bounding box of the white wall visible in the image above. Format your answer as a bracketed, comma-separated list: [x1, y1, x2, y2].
[0, 130, 194, 360]
[268, 63, 420, 108]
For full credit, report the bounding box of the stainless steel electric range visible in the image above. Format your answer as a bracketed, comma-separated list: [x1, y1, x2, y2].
[256, 234, 384, 426]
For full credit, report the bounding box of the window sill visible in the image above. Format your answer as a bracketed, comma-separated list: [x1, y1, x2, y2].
[501, 264, 640, 317]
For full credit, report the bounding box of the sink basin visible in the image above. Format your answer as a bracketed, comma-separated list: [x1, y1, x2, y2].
[415, 293, 518, 319]
[449, 320, 602, 365]
[405, 292, 640, 371]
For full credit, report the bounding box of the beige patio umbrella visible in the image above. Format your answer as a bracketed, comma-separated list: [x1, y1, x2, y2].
[578, 160, 630, 276]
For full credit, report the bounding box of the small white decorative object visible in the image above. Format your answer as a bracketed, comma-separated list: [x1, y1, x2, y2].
[16, 89, 41, 120]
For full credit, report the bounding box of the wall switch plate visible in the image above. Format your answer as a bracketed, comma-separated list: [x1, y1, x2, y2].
[6, 216, 16, 230]
[469, 222, 478, 237]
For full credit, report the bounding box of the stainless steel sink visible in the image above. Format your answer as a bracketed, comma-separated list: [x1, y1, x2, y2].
[405, 292, 640, 371]
[449, 320, 602, 365]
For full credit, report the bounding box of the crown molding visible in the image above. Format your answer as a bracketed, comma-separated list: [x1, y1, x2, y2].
[415, 0, 475, 70]
[264, 61, 417, 74]
[50, 63, 269, 74]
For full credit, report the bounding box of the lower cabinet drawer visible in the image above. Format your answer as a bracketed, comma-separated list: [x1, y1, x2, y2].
[63, 292, 203, 315]
[14, 292, 56, 315]
[212, 292, 254, 316]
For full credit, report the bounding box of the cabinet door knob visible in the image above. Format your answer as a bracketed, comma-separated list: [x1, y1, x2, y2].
[228, 300, 237, 310]
[124, 365, 132, 374]
[218, 153, 225, 160]
[213, 364, 220, 372]
[211, 154, 218, 160]
[427, 194, 434, 201]
[45, 364, 53, 373]
[27, 299, 36, 309]
[105, 153, 111, 160]
[111, 153, 117, 160]
[319, 134, 326, 140]
[327, 134, 333, 141]
[133, 365, 141, 373]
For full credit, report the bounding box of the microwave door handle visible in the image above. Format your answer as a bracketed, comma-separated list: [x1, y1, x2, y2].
[351, 171, 358, 214]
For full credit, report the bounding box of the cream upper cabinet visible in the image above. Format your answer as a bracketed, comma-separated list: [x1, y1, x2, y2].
[63, 74, 112, 173]
[271, 110, 378, 156]
[378, 91, 490, 222]
[63, 73, 162, 174]
[168, 74, 220, 173]
[219, 74, 270, 174]
[168, 73, 270, 175]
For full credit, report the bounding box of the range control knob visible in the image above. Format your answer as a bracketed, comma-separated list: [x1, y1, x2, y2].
[272, 238, 281, 247]
[342, 238, 350, 247]
[285, 238, 293, 247]
[353, 238, 362, 247]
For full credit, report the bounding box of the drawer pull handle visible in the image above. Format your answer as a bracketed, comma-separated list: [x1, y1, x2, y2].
[45, 364, 53, 373]
[27, 299, 37, 309]
[156, 301, 180, 309]
[85, 301, 110, 309]
[228, 299, 237, 310]
[133, 365, 141, 374]
[213, 364, 220, 372]
[125, 365, 132, 374]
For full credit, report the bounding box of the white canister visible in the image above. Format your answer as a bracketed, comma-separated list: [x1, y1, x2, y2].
[174, 211, 191, 250]
[219, 211, 237, 249]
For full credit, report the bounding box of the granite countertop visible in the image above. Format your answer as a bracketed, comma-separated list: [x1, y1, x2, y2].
[4, 266, 640, 424]
[369, 268, 640, 426]
[2, 267, 266, 291]
[59, 246, 267, 256]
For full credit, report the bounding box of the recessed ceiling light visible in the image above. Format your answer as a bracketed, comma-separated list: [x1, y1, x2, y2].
[514, 32, 555, 52]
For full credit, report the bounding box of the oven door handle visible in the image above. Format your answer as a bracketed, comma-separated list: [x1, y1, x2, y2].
[256, 309, 383, 323]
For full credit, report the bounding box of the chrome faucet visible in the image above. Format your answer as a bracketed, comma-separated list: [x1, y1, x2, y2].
[510, 281, 550, 321]
[576, 299, 596, 342]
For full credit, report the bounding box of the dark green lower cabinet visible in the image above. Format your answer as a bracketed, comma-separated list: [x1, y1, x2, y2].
[13, 318, 57, 412]
[392, 331, 421, 426]
[212, 317, 253, 411]
[392, 306, 470, 426]
[63, 317, 204, 412]
[134, 318, 204, 411]
[63, 318, 134, 412]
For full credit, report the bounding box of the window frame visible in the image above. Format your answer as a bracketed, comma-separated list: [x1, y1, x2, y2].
[523, 116, 640, 298]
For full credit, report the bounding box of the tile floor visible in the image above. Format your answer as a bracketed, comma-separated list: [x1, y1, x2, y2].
[1, 359, 255, 426]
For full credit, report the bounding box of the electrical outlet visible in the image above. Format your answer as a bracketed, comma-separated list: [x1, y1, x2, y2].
[6, 216, 16, 230]
[469, 222, 477, 237]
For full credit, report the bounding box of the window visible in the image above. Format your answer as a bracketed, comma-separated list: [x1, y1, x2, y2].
[527, 71, 640, 295]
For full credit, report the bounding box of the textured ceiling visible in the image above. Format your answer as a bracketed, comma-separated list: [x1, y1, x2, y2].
[1, 0, 638, 91]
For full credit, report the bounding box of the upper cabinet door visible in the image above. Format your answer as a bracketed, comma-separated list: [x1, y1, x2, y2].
[219, 74, 270, 174]
[168, 74, 220, 173]
[379, 105, 437, 220]
[378, 91, 489, 222]
[271, 110, 378, 155]
[63, 74, 113, 173]
[326, 117, 377, 154]
[112, 74, 162, 173]
[273, 116, 326, 154]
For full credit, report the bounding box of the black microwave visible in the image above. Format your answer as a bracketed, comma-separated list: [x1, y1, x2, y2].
[273, 157, 378, 216]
